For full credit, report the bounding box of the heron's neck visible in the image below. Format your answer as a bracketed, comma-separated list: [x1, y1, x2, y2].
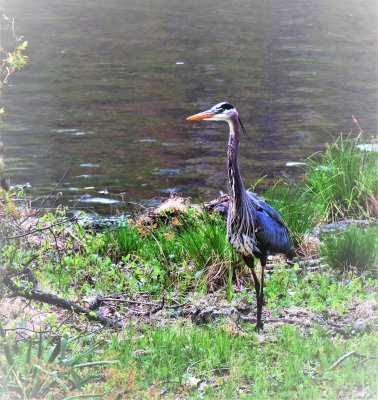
[227, 118, 245, 209]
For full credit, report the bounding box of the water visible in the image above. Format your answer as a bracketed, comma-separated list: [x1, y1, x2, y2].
[1, 0, 377, 213]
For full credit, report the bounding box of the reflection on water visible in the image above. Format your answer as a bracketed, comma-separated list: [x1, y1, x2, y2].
[1, 0, 377, 213]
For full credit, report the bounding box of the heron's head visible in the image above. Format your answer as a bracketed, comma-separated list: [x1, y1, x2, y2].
[187, 102, 247, 135]
[186, 102, 237, 122]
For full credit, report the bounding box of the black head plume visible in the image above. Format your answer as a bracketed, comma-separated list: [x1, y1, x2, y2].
[220, 102, 234, 110]
[238, 117, 248, 137]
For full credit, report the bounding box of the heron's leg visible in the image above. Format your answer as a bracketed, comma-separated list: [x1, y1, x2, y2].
[243, 255, 263, 332]
[260, 255, 267, 306]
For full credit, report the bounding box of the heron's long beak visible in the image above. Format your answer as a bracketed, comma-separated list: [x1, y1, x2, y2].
[186, 110, 215, 121]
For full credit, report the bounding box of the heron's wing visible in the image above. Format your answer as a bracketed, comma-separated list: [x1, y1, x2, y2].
[246, 191, 291, 256]
[246, 191, 287, 228]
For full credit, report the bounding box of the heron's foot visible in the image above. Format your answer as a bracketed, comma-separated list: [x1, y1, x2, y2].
[254, 321, 264, 333]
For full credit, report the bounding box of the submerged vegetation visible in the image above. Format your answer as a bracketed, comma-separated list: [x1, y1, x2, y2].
[1, 135, 377, 399]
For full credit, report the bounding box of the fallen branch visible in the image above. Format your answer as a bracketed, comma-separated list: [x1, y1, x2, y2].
[22, 265, 39, 289]
[330, 351, 377, 370]
[239, 315, 314, 328]
[1, 268, 123, 329]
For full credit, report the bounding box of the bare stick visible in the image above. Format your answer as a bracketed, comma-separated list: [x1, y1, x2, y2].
[141, 297, 165, 316]
[101, 297, 157, 307]
[354, 355, 378, 367]
[330, 351, 368, 370]
[37, 169, 69, 210]
[4, 216, 76, 240]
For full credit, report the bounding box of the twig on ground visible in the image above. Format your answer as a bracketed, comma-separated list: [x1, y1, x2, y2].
[1, 267, 123, 329]
[141, 297, 165, 316]
[101, 296, 157, 307]
[239, 315, 314, 328]
[354, 355, 378, 367]
[330, 351, 377, 370]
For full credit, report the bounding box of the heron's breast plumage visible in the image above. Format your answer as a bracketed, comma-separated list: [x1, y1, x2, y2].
[227, 197, 261, 257]
[228, 231, 260, 257]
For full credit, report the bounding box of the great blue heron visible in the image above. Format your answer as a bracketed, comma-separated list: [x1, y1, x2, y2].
[187, 102, 292, 332]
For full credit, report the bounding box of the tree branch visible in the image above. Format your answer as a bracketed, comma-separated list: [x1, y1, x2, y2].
[1, 268, 123, 329]
[4, 216, 77, 240]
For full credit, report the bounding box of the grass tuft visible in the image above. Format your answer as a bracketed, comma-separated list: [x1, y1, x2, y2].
[305, 136, 377, 222]
[320, 224, 378, 276]
[100, 220, 144, 259]
[177, 212, 241, 283]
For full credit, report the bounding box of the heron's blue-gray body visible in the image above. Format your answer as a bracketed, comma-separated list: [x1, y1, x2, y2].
[228, 190, 291, 257]
[226, 117, 291, 260]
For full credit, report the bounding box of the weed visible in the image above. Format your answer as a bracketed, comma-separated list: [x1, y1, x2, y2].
[0, 323, 117, 399]
[265, 266, 367, 313]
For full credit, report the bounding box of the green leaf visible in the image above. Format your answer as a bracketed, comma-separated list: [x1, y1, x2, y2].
[60, 337, 68, 359]
[0, 360, 17, 397]
[48, 340, 61, 363]
[73, 360, 118, 368]
[63, 394, 106, 399]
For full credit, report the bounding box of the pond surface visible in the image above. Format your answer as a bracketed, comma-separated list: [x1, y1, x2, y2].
[1, 0, 377, 213]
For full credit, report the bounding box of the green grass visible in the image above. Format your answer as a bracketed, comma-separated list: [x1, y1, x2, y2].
[177, 212, 242, 291]
[320, 224, 378, 276]
[265, 267, 368, 313]
[101, 219, 145, 259]
[305, 136, 377, 222]
[178, 213, 230, 269]
[106, 323, 378, 399]
[93, 211, 242, 294]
